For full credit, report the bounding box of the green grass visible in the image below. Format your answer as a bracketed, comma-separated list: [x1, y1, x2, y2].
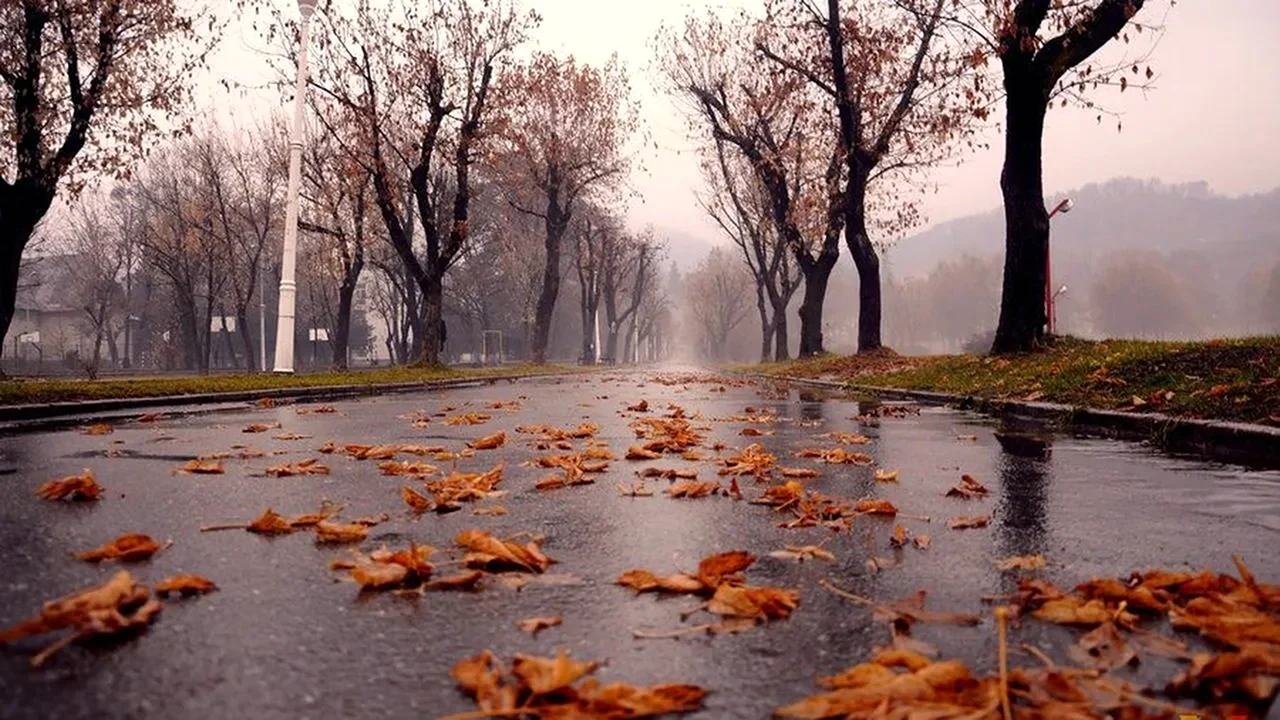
[0, 364, 569, 406]
[749, 336, 1280, 425]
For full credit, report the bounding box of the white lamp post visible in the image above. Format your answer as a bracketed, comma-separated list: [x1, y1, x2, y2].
[272, 0, 318, 373]
[1045, 197, 1073, 335]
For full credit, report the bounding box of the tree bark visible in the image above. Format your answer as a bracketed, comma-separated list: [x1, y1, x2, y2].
[991, 82, 1050, 354]
[237, 311, 255, 372]
[773, 308, 789, 361]
[755, 282, 772, 363]
[845, 201, 883, 353]
[0, 184, 53, 355]
[531, 191, 568, 364]
[797, 254, 836, 357]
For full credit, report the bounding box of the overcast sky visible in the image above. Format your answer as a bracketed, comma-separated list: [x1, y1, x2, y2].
[209, 0, 1280, 244]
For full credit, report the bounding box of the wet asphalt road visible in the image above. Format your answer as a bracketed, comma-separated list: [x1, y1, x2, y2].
[1, 371, 1278, 720]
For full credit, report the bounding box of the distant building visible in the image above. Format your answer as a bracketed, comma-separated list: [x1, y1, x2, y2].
[2, 254, 121, 373]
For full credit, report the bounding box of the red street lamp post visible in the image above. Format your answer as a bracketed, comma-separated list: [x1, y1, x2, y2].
[1046, 197, 1074, 335]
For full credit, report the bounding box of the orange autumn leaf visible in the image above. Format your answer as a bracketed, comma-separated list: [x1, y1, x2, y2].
[706, 584, 799, 621]
[946, 515, 989, 529]
[455, 529, 553, 573]
[616, 569, 704, 595]
[314, 520, 369, 544]
[443, 412, 492, 426]
[0, 570, 162, 667]
[75, 533, 163, 563]
[154, 575, 217, 597]
[83, 423, 113, 436]
[36, 470, 103, 502]
[625, 444, 662, 460]
[242, 423, 277, 433]
[473, 505, 509, 516]
[823, 431, 871, 445]
[913, 534, 932, 549]
[379, 459, 439, 477]
[403, 485, 432, 513]
[854, 499, 899, 516]
[177, 458, 225, 475]
[246, 508, 293, 535]
[997, 554, 1047, 571]
[516, 616, 562, 635]
[265, 458, 330, 477]
[696, 551, 755, 588]
[666, 480, 723, 498]
[873, 468, 899, 482]
[467, 431, 507, 450]
[945, 474, 989, 499]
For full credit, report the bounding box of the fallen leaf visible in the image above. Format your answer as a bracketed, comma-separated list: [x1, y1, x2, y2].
[272, 432, 312, 441]
[770, 545, 836, 562]
[403, 485, 432, 513]
[1068, 621, 1137, 670]
[467, 431, 507, 450]
[136, 413, 163, 423]
[473, 505, 508, 516]
[0, 571, 162, 667]
[443, 413, 491, 426]
[823, 432, 871, 445]
[75, 534, 163, 563]
[854, 499, 898, 516]
[314, 520, 369, 544]
[626, 399, 650, 412]
[617, 482, 654, 497]
[997, 554, 1047, 571]
[154, 575, 217, 597]
[456, 529, 553, 573]
[516, 616, 562, 636]
[242, 423, 278, 433]
[945, 474, 989, 499]
[177, 459, 225, 475]
[666, 480, 724, 498]
[295, 405, 336, 415]
[874, 468, 899, 483]
[913, 534, 931, 549]
[246, 508, 294, 535]
[889, 524, 910, 548]
[946, 515, 989, 529]
[706, 584, 799, 621]
[265, 458, 330, 477]
[625, 444, 662, 460]
[36, 470, 103, 502]
[378, 459, 439, 477]
[780, 467, 818, 478]
[82, 423, 113, 436]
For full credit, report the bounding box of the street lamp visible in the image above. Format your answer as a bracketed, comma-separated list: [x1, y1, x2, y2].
[1045, 197, 1073, 335]
[272, 0, 318, 374]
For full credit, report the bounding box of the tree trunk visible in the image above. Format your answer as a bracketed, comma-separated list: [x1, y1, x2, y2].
[237, 312, 255, 372]
[773, 308, 789, 361]
[333, 279, 357, 370]
[0, 184, 53, 357]
[419, 274, 444, 366]
[531, 200, 568, 364]
[797, 257, 836, 357]
[755, 283, 772, 363]
[845, 198, 883, 353]
[992, 82, 1050, 355]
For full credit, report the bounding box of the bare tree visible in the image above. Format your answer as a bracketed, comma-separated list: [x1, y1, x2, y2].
[686, 246, 753, 360]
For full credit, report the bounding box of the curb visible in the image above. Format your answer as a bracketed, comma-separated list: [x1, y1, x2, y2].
[746, 373, 1280, 468]
[0, 370, 584, 433]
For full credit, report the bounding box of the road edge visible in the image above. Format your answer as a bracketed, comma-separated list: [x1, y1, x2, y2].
[746, 373, 1280, 468]
[0, 370, 589, 431]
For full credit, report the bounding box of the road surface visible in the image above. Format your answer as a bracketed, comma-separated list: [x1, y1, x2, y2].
[1, 371, 1277, 718]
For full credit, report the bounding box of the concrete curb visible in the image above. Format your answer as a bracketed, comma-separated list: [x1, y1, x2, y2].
[0, 370, 585, 433]
[746, 373, 1280, 468]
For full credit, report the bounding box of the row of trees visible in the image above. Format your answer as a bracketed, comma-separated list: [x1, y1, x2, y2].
[658, 0, 1159, 359]
[2, 0, 666, 372]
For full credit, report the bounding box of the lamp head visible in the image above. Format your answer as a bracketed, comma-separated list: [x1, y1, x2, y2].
[1058, 198, 1074, 214]
[1058, 284, 1068, 295]
[297, 0, 318, 18]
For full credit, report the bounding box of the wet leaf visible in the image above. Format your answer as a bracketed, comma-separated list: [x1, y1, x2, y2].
[443, 413, 491, 426]
[890, 524, 910, 548]
[378, 459, 439, 477]
[313, 520, 368, 544]
[997, 554, 1047, 571]
[706, 584, 799, 621]
[854, 499, 899, 516]
[638, 466, 697, 479]
[625, 444, 662, 460]
[823, 432, 871, 445]
[75, 534, 163, 563]
[456, 529, 553, 573]
[295, 405, 336, 415]
[946, 515, 989, 529]
[246, 508, 293, 535]
[136, 413, 163, 423]
[467, 431, 507, 450]
[154, 575, 217, 598]
[617, 482, 654, 497]
[177, 459, 225, 475]
[666, 480, 724, 498]
[426, 571, 485, 591]
[913, 534, 931, 549]
[1068, 621, 1137, 670]
[516, 616, 562, 635]
[874, 468, 899, 483]
[0, 571, 162, 667]
[272, 432, 312, 441]
[36, 470, 103, 502]
[945, 474, 989, 499]
[265, 458, 330, 477]
[770, 545, 835, 562]
[83, 423, 114, 436]
[242, 423, 278, 433]
[473, 505, 508, 516]
[780, 467, 818, 478]
[426, 464, 504, 505]
[402, 485, 432, 513]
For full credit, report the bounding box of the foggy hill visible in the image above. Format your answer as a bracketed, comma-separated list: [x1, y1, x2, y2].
[887, 177, 1280, 280]
[653, 225, 717, 271]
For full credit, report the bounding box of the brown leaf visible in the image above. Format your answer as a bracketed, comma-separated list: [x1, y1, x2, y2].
[272, 432, 312, 441]
[36, 470, 103, 502]
[154, 575, 217, 597]
[780, 467, 818, 478]
[913, 534, 931, 549]
[515, 616, 562, 635]
[889, 524, 910, 548]
[770, 545, 835, 562]
[265, 458, 330, 477]
[443, 413, 491, 426]
[854, 499, 899, 516]
[873, 468, 899, 483]
[83, 423, 114, 436]
[378, 459, 439, 477]
[666, 480, 723, 498]
[823, 432, 871, 445]
[402, 485, 432, 513]
[697, 551, 755, 588]
[946, 515, 989, 529]
[616, 570, 704, 595]
[1068, 621, 1137, 670]
[456, 529, 553, 573]
[426, 570, 485, 591]
[242, 423, 278, 433]
[707, 584, 799, 621]
[996, 554, 1046, 571]
[626, 399, 650, 412]
[467, 431, 507, 450]
[177, 458, 225, 475]
[945, 474, 989, 499]
[136, 412, 163, 423]
[625, 444, 662, 460]
[314, 520, 369, 544]
[76, 534, 163, 563]
[246, 508, 294, 535]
